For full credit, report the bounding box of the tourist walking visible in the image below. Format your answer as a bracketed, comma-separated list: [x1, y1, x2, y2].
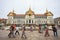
[21, 26, 27, 39]
[44, 27, 50, 37]
[8, 25, 15, 38]
[52, 26, 58, 36]
[30, 26, 33, 32]
[38, 25, 41, 33]
[15, 27, 20, 35]
[13, 24, 20, 35]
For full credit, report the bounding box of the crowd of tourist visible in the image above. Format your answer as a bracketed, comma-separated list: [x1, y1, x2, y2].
[8, 24, 58, 39]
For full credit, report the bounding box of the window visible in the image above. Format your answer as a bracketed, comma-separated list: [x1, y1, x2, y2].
[29, 20, 31, 23]
[58, 21, 60, 25]
[32, 20, 33, 23]
[26, 20, 28, 23]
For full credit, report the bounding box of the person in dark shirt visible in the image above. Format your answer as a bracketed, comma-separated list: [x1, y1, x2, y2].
[21, 26, 27, 39]
[38, 25, 41, 33]
[52, 26, 58, 36]
[8, 25, 15, 38]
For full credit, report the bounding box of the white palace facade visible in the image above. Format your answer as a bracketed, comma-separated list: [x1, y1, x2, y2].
[7, 8, 54, 27]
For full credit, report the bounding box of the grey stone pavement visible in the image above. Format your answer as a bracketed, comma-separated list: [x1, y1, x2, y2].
[0, 30, 60, 40]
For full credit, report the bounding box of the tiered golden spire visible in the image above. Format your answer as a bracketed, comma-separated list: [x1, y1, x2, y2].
[29, 7, 32, 11]
[7, 10, 16, 16]
[45, 8, 53, 16]
[25, 7, 34, 15]
[12, 10, 14, 13]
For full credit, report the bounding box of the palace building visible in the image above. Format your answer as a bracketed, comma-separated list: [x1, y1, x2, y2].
[7, 8, 54, 27]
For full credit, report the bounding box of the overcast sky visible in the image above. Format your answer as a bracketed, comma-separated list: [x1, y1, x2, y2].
[0, 0, 60, 18]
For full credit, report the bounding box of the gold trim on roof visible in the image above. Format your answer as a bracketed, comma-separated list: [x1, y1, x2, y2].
[7, 10, 16, 16]
[25, 8, 34, 15]
[45, 9, 53, 16]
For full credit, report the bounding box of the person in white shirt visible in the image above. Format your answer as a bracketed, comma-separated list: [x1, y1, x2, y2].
[15, 27, 20, 35]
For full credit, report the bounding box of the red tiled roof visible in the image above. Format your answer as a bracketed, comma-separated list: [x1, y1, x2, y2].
[0, 18, 5, 23]
[0, 18, 4, 20]
[0, 18, 7, 21]
[16, 14, 25, 16]
[35, 14, 45, 16]
[15, 14, 46, 16]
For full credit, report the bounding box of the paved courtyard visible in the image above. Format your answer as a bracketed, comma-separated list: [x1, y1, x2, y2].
[0, 30, 60, 40]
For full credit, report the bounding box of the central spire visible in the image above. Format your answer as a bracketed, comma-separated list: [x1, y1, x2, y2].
[12, 10, 14, 13]
[25, 7, 34, 15]
[28, 5, 33, 12]
[28, 6, 32, 11]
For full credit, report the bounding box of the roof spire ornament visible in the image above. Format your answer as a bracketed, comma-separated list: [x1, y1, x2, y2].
[25, 6, 34, 15]
[45, 8, 53, 16]
[46, 8, 48, 13]
[7, 9, 16, 16]
[12, 10, 14, 13]
[29, 5, 31, 11]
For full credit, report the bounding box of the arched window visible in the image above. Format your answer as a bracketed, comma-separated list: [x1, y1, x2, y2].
[26, 20, 28, 23]
[29, 14, 31, 16]
[29, 19, 31, 23]
[32, 20, 33, 23]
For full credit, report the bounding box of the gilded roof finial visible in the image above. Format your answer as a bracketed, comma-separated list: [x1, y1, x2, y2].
[29, 7, 31, 11]
[46, 8, 48, 13]
[25, 5, 34, 15]
[12, 10, 14, 13]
